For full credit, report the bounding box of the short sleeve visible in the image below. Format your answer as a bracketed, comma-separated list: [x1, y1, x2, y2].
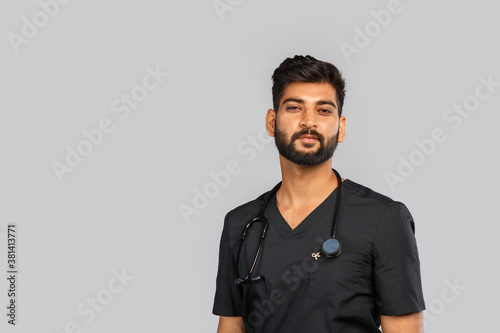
[373, 202, 426, 315]
[212, 211, 243, 316]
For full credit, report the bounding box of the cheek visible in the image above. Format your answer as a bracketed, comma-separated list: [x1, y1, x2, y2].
[277, 116, 300, 131]
[276, 120, 295, 138]
[325, 122, 339, 134]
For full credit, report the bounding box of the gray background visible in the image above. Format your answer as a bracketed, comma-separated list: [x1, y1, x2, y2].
[1, 0, 498, 332]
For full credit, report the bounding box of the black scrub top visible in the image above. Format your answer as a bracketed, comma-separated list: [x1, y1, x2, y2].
[212, 178, 425, 332]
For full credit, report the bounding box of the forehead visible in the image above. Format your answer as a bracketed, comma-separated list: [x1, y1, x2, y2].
[280, 82, 338, 104]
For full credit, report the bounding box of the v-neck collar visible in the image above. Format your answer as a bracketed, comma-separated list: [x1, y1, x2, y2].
[267, 180, 346, 239]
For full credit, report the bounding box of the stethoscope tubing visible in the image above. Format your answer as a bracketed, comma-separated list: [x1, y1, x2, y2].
[234, 168, 342, 285]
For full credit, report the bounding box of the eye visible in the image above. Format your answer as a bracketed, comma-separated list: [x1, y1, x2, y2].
[286, 106, 301, 111]
[318, 109, 333, 114]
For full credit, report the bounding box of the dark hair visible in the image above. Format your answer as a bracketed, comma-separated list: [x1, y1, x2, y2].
[271, 55, 346, 117]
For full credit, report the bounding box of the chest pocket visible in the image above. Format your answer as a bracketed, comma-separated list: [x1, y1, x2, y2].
[307, 250, 362, 308]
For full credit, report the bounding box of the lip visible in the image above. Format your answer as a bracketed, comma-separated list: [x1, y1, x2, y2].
[298, 135, 318, 142]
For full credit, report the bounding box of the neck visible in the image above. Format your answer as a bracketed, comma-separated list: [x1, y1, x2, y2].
[277, 156, 344, 207]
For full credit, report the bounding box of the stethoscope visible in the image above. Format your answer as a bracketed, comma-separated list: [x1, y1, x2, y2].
[234, 168, 343, 285]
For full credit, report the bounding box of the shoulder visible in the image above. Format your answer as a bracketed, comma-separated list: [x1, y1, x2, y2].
[222, 187, 275, 238]
[343, 178, 397, 205]
[343, 178, 414, 230]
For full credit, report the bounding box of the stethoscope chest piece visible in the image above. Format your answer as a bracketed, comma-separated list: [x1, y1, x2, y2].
[322, 237, 342, 258]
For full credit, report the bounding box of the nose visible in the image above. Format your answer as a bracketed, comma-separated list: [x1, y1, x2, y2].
[300, 107, 317, 129]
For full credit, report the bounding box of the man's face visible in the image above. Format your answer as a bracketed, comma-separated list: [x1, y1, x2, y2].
[267, 82, 345, 166]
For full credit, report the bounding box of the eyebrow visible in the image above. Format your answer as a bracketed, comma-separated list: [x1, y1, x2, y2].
[282, 98, 337, 109]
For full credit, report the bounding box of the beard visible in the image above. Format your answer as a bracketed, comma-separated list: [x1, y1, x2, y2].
[274, 122, 339, 166]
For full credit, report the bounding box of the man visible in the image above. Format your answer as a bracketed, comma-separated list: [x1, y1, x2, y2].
[212, 55, 425, 332]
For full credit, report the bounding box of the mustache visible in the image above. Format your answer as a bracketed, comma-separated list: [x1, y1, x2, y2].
[291, 128, 324, 143]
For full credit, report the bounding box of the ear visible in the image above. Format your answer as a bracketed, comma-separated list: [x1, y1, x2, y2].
[265, 109, 276, 137]
[337, 116, 346, 143]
